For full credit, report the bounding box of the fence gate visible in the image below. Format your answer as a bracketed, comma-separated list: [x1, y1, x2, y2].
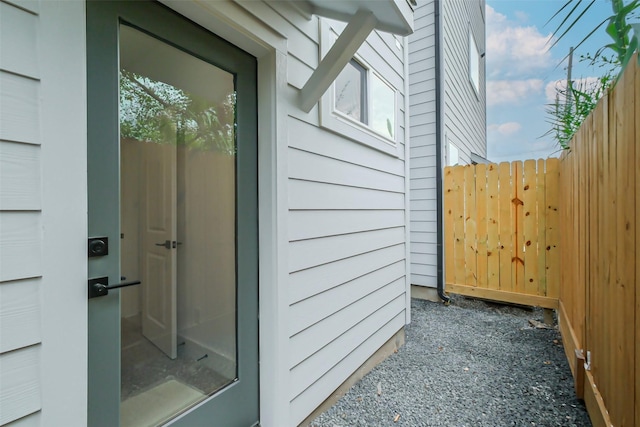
[443, 159, 560, 308]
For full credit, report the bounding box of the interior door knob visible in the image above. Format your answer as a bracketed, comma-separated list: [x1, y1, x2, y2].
[155, 240, 171, 249]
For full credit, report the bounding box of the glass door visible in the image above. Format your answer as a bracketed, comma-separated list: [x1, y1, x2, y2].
[87, 2, 258, 426]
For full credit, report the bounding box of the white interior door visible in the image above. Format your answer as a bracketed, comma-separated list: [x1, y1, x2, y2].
[141, 141, 177, 359]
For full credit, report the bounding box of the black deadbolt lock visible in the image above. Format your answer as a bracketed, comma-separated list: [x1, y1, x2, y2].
[88, 237, 109, 257]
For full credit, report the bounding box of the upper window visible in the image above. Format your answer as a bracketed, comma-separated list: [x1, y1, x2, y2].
[334, 59, 396, 140]
[335, 59, 367, 123]
[468, 29, 480, 95]
[320, 20, 400, 157]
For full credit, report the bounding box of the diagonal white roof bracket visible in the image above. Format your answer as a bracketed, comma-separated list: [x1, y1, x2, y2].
[299, 9, 378, 113]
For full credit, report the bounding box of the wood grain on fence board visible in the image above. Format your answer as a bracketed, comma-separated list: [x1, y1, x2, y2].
[475, 164, 488, 290]
[464, 165, 477, 287]
[498, 162, 512, 292]
[536, 159, 547, 297]
[443, 159, 558, 308]
[444, 167, 455, 286]
[453, 165, 465, 286]
[523, 159, 538, 295]
[486, 164, 500, 290]
[546, 158, 560, 299]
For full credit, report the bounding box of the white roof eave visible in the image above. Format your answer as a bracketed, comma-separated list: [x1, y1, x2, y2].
[301, 0, 414, 36]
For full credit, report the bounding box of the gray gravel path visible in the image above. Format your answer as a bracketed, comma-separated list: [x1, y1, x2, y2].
[310, 296, 591, 427]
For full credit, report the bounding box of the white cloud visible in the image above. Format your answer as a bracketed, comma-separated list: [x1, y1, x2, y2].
[488, 121, 522, 137]
[486, 5, 555, 78]
[545, 77, 604, 104]
[487, 79, 544, 106]
[514, 11, 529, 23]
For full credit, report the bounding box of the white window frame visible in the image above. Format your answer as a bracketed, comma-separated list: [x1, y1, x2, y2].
[468, 27, 480, 97]
[447, 139, 460, 166]
[319, 19, 400, 157]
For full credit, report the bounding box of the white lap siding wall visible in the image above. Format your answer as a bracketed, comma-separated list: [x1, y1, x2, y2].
[409, 1, 439, 287]
[409, 0, 487, 290]
[266, 7, 410, 423]
[442, 0, 486, 163]
[0, 1, 87, 426]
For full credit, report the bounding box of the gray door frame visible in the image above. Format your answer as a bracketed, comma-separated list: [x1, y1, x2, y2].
[87, 1, 259, 425]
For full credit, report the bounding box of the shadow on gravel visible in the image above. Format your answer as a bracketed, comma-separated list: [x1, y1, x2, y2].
[310, 296, 591, 427]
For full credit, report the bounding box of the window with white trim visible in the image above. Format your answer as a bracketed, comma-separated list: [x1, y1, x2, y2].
[468, 29, 480, 95]
[335, 59, 367, 124]
[320, 20, 400, 156]
[334, 59, 396, 140]
[447, 141, 460, 166]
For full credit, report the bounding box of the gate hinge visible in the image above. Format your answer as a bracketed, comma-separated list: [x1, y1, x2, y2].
[584, 350, 591, 371]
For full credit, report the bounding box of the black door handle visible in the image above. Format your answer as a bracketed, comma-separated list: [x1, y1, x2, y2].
[155, 240, 182, 249]
[88, 277, 141, 299]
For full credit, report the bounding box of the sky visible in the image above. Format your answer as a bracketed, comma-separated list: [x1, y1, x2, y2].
[486, 0, 614, 162]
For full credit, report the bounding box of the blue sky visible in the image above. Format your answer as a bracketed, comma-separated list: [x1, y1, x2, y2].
[486, 0, 613, 162]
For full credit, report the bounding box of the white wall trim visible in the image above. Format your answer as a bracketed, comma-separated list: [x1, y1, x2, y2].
[39, 0, 88, 424]
[256, 50, 291, 427]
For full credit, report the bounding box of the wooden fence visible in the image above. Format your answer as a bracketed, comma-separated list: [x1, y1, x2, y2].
[558, 57, 639, 427]
[443, 159, 560, 308]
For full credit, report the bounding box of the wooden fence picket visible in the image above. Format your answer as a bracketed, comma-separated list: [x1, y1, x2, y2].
[444, 159, 558, 308]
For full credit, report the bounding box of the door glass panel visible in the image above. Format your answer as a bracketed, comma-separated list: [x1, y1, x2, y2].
[119, 24, 237, 426]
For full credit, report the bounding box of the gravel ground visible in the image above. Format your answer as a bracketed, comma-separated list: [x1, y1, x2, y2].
[310, 296, 591, 427]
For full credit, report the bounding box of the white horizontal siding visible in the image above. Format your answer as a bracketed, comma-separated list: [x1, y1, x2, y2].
[289, 261, 405, 337]
[0, 1, 39, 78]
[289, 180, 404, 211]
[2, 0, 38, 14]
[289, 227, 405, 273]
[0, 279, 41, 353]
[269, 5, 409, 422]
[0, 142, 41, 210]
[409, 0, 438, 288]
[4, 413, 40, 427]
[288, 148, 404, 193]
[410, 219, 437, 232]
[0, 345, 41, 425]
[290, 281, 405, 377]
[289, 210, 404, 241]
[289, 312, 405, 423]
[0, 71, 40, 145]
[411, 188, 437, 201]
[289, 117, 405, 176]
[289, 290, 405, 399]
[442, 0, 486, 160]
[289, 244, 405, 304]
[287, 55, 313, 90]
[412, 241, 438, 255]
[0, 3, 43, 426]
[411, 174, 437, 189]
[0, 212, 42, 282]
